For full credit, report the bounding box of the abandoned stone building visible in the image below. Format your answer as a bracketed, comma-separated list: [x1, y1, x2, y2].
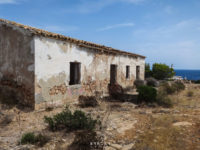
[0, 19, 145, 110]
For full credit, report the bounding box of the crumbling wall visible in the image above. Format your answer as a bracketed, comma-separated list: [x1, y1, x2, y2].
[0, 22, 35, 108]
[34, 36, 145, 109]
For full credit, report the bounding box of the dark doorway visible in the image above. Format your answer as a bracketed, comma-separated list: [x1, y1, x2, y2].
[136, 66, 140, 80]
[69, 62, 81, 85]
[110, 64, 117, 84]
[126, 65, 130, 79]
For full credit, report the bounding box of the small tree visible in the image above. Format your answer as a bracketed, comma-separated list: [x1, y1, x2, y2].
[152, 63, 175, 80]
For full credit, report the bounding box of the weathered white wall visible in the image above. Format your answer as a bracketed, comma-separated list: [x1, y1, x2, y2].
[34, 36, 145, 108]
[0, 20, 145, 110]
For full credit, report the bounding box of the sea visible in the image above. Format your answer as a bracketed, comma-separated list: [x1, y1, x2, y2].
[175, 70, 200, 81]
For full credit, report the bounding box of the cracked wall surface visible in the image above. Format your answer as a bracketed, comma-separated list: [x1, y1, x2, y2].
[34, 36, 145, 109]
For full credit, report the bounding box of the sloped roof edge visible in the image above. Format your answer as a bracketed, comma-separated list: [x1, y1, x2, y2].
[0, 18, 146, 58]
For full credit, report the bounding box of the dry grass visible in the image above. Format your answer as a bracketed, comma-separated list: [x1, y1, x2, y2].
[133, 115, 185, 150]
[172, 84, 200, 109]
[0, 83, 200, 150]
[113, 114, 150, 143]
[132, 84, 200, 150]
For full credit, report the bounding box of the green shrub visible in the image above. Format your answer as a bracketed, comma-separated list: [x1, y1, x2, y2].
[69, 130, 104, 150]
[44, 116, 56, 131]
[20, 132, 49, 146]
[78, 96, 98, 108]
[20, 132, 35, 145]
[44, 107, 97, 131]
[137, 86, 157, 103]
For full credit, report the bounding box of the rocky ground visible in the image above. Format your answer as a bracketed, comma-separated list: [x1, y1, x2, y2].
[0, 84, 200, 150]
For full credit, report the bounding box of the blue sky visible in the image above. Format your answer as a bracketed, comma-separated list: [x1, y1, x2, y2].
[0, 0, 200, 69]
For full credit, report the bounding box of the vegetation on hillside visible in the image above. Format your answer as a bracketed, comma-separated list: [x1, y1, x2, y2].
[145, 63, 175, 80]
[20, 132, 50, 147]
[137, 85, 157, 103]
[136, 81, 185, 108]
[44, 106, 97, 132]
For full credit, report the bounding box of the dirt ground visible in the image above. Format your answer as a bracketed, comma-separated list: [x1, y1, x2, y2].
[0, 84, 200, 150]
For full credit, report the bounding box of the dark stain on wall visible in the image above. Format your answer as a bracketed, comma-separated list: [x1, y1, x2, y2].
[0, 75, 34, 108]
[0, 23, 35, 108]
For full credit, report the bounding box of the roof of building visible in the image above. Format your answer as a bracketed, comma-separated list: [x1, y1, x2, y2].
[0, 18, 145, 58]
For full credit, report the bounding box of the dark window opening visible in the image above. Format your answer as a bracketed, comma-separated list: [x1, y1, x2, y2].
[136, 66, 140, 80]
[69, 62, 81, 85]
[110, 64, 117, 84]
[126, 66, 130, 79]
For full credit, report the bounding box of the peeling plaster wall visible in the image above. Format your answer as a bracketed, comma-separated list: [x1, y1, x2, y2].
[0, 21, 145, 109]
[34, 36, 145, 107]
[0, 22, 35, 107]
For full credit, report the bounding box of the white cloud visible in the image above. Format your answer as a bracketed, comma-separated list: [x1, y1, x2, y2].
[77, 0, 111, 14]
[133, 19, 200, 40]
[98, 23, 135, 31]
[0, 0, 16, 4]
[62, 0, 146, 14]
[132, 19, 200, 69]
[0, 0, 26, 4]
